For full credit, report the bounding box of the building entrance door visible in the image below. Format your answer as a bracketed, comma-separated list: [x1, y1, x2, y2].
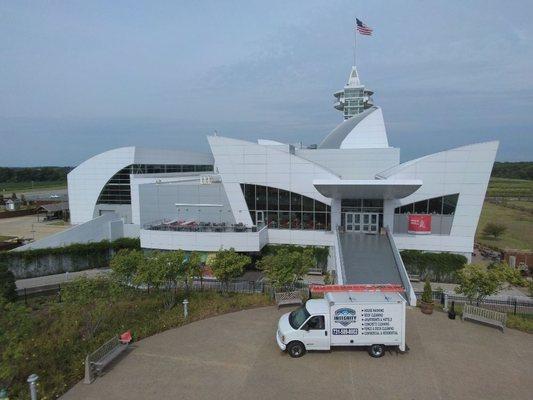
[345, 212, 379, 233]
[362, 213, 379, 233]
[345, 213, 361, 232]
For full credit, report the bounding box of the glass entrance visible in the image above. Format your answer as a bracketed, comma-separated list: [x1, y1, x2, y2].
[345, 212, 379, 233]
[345, 212, 361, 231]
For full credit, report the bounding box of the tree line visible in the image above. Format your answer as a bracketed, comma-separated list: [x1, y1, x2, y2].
[491, 162, 533, 181]
[0, 166, 72, 183]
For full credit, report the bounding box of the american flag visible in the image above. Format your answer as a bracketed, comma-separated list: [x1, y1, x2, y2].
[356, 18, 373, 36]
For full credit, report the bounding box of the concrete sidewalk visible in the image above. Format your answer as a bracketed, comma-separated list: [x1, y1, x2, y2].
[62, 306, 533, 400]
[16, 269, 111, 289]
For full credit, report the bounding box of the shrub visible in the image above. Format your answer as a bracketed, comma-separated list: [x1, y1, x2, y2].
[421, 278, 433, 304]
[455, 264, 507, 304]
[400, 250, 466, 282]
[0, 262, 16, 302]
[258, 247, 314, 289]
[482, 222, 507, 239]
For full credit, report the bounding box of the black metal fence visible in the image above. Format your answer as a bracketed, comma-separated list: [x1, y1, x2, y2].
[415, 290, 533, 315]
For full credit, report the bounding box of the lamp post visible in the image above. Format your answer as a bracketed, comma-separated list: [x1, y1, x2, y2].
[182, 299, 189, 319]
[27, 374, 39, 400]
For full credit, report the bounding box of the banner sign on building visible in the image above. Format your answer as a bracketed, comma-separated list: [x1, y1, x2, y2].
[408, 214, 431, 234]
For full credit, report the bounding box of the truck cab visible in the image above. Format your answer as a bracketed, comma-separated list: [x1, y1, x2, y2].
[277, 299, 331, 356]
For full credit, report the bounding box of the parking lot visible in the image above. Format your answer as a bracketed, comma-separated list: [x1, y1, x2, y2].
[63, 306, 533, 400]
[0, 214, 69, 241]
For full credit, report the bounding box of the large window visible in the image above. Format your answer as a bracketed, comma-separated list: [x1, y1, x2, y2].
[240, 184, 330, 230]
[395, 194, 459, 215]
[341, 199, 383, 213]
[97, 163, 213, 205]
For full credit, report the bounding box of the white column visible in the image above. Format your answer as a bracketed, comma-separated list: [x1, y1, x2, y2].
[330, 198, 341, 230]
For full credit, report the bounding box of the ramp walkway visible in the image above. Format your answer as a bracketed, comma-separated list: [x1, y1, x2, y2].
[336, 229, 416, 305]
[339, 232, 402, 284]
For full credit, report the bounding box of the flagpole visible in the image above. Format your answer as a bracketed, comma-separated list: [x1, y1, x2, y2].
[353, 22, 357, 67]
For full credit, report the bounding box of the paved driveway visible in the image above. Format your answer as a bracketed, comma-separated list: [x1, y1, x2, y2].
[63, 307, 533, 400]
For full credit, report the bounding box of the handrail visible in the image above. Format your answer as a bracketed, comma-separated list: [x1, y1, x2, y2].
[334, 226, 346, 285]
[384, 226, 417, 306]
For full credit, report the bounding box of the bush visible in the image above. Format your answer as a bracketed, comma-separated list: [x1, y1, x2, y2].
[482, 222, 507, 239]
[400, 250, 466, 283]
[0, 278, 271, 399]
[421, 278, 433, 304]
[455, 264, 510, 304]
[0, 262, 16, 302]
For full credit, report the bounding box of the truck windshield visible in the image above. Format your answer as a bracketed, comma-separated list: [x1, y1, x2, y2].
[289, 306, 310, 329]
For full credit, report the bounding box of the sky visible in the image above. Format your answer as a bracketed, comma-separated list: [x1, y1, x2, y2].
[1, 0, 532, 166]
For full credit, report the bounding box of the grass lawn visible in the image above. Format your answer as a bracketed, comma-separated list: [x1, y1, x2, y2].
[0, 180, 67, 193]
[507, 200, 533, 211]
[476, 201, 533, 250]
[487, 177, 533, 198]
[0, 235, 15, 241]
[0, 278, 273, 399]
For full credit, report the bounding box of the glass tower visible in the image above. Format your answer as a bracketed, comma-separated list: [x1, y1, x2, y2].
[333, 66, 374, 119]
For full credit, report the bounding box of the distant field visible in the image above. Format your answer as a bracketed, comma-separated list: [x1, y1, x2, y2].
[487, 177, 533, 198]
[0, 180, 67, 193]
[476, 201, 533, 251]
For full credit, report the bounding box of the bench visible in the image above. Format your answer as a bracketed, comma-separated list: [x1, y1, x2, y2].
[84, 332, 131, 384]
[408, 274, 420, 282]
[462, 304, 507, 332]
[274, 290, 304, 308]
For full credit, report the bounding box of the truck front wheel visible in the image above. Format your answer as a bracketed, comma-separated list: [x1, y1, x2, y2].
[368, 344, 385, 358]
[287, 341, 306, 358]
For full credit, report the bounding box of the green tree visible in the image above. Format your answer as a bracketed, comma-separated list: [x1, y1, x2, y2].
[455, 264, 505, 304]
[258, 247, 313, 290]
[133, 251, 185, 309]
[187, 251, 203, 290]
[482, 222, 507, 239]
[110, 248, 145, 284]
[209, 248, 250, 291]
[0, 262, 17, 302]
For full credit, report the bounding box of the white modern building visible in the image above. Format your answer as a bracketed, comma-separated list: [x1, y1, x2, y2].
[17, 65, 499, 305]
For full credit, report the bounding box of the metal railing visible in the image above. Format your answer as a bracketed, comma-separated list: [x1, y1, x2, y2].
[385, 226, 417, 306]
[415, 290, 533, 315]
[144, 220, 258, 233]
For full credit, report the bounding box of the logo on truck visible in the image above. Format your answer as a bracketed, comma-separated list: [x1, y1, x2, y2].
[334, 308, 357, 326]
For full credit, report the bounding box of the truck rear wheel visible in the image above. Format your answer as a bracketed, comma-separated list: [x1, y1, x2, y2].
[368, 344, 385, 358]
[287, 341, 306, 358]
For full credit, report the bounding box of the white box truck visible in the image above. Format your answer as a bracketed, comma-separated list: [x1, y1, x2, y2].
[276, 291, 406, 358]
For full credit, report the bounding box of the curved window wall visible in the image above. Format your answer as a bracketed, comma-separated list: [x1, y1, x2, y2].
[97, 163, 213, 205]
[394, 194, 459, 215]
[393, 194, 459, 235]
[240, 184, 331, 230]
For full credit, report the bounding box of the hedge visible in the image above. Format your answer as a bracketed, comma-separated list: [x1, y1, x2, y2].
[0, 237, 140, 262]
